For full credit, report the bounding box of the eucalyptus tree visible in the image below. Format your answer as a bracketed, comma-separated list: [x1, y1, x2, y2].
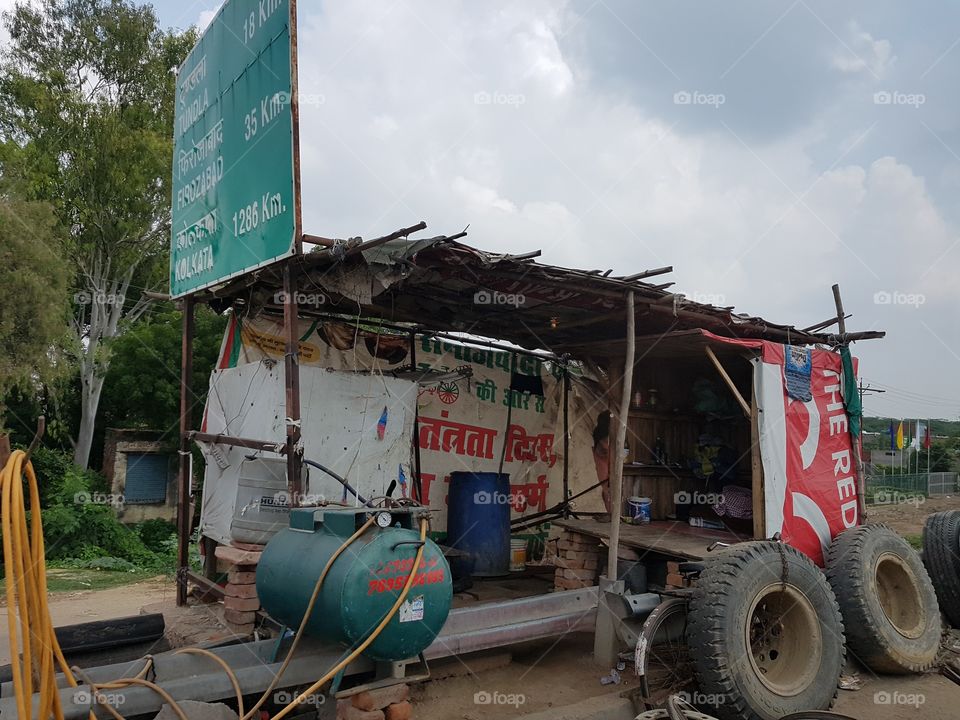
[0, 0, 195, 466]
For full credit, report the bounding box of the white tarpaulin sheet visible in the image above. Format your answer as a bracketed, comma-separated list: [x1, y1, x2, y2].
[199, 361, 417, 544]
[199, 312, 606, 541]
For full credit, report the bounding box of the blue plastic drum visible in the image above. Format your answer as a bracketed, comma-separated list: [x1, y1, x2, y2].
[446, 472, 511, 576]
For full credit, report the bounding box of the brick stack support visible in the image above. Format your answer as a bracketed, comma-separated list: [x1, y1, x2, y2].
[553, 530, 602, 590]
[214, 545, 263, 636]
[665, 560, 691, 590]
[337, 684, 411, 720]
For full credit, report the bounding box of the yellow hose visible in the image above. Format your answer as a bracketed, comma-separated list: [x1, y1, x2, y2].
[3, 449, 428, 719]
[270, 517, 429, 720]
[174, 648, 245, 717]
[2, 451, 185, 720]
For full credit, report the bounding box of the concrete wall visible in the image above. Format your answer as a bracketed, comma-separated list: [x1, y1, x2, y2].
[105, 429, 178, 524]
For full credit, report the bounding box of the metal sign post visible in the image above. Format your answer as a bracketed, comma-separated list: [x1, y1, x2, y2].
[171, 0, 303, 604]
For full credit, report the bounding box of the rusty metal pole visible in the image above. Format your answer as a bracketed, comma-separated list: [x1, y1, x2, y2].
[283, 262, 303, 502]
[176, 295, 195, 607]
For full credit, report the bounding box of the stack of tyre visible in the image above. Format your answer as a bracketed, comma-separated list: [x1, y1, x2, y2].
[686, 523, 945, 720]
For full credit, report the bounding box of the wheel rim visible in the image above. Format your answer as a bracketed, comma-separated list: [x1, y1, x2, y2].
[874, 551, 924, 638]
[638, 600, 694, 707]
[745, 583, 822, 697]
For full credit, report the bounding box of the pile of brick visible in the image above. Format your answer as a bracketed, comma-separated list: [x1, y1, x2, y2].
[337, 684, 412, 720]
[552, 530, 601, 590]
[213, 545, 263, 636]
[665, 560, 691, 589]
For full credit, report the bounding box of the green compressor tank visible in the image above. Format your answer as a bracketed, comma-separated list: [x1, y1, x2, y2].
[256, 507, 452, 662]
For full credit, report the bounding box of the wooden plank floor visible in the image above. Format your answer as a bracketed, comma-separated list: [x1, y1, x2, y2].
[553, 518, 748, 560]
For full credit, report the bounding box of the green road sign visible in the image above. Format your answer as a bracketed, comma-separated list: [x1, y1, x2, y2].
[170, 0, 299, 298]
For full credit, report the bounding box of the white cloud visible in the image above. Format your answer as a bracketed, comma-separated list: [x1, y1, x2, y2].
[831, 21, 894, 76]
[289, 1, 960, 416]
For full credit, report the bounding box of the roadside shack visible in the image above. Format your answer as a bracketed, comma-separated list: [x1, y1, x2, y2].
[183, 226, 885, 660]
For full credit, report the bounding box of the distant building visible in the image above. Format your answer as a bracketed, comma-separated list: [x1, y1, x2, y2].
[102, 428, 178, 523]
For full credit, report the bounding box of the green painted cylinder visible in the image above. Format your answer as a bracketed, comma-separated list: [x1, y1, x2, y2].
[256, 508, 452, 662]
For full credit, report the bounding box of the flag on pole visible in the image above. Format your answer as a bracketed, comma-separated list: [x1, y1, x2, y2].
[923, 424, 932, 450]
[895, 421, 904, 450]
[911, 421, 924, 450]
[888, 421, 896, 450]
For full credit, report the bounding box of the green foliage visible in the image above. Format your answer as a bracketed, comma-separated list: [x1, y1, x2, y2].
[0, 0, 195, 257]
[15, 446, 177, 572]
[29, 446, 109, 507]
[136, 517, 176, 553]
[99, 305, 227, 432]
[0, 196, 68, 424]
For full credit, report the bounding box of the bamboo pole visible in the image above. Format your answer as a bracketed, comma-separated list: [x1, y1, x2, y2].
[832, 284, 867, 522]
[704, 345, 751, 418]
[606, 292, 635, 582]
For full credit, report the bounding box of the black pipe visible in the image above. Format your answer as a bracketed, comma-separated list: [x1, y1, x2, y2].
[301, 458, 371, 507]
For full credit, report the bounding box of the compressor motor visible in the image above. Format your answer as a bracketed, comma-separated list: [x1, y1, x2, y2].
[256, 506, 452, 662]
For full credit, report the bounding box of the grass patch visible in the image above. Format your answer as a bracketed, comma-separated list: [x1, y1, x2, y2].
[903, 533, 923, 550]
[0, 568, 154, 597]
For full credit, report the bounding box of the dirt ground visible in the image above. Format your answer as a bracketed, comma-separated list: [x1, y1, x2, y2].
[411, 632, 960, 719]
[867, 493, 960, 539]
[0, 575, 170, 666]
[4, 501, 960, 718]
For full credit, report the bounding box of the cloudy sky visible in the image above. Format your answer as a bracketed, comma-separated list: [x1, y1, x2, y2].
[142, 2, 960, 419]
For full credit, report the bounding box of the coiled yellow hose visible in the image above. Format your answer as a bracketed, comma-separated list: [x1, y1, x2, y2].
[2, 451, 187, 720]
[3, 449, 428, 719]
[2, 449, 72, 720]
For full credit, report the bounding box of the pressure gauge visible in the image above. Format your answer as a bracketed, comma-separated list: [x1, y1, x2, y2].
[375, 511, 393, 528]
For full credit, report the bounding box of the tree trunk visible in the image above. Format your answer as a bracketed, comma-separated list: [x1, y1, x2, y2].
[71, 251, 151, 469]
[73, 371, 105, 469]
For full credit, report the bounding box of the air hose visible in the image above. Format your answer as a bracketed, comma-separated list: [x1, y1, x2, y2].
[269, 516, 429, 720]
[3, 449, 426, 719]
[1, 450, 187, 720]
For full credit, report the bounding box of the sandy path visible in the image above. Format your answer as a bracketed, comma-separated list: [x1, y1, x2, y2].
[0, 576, 170, 666]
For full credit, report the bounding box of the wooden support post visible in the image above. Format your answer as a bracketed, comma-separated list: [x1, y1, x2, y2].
[705, 345, 751, 418]
[606, 293, 634, 582]
[594, 292, 635, 667]
[750, 375, 764, 539]
[283, 262, 303, 502]
[176, 295, 195, 607]
[833, 283, 868, 523]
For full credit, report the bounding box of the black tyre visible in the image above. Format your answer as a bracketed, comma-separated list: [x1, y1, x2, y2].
[688, 542, 845, 720]
[825, 524, 941, 674]
[922, 510, 960, 628]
